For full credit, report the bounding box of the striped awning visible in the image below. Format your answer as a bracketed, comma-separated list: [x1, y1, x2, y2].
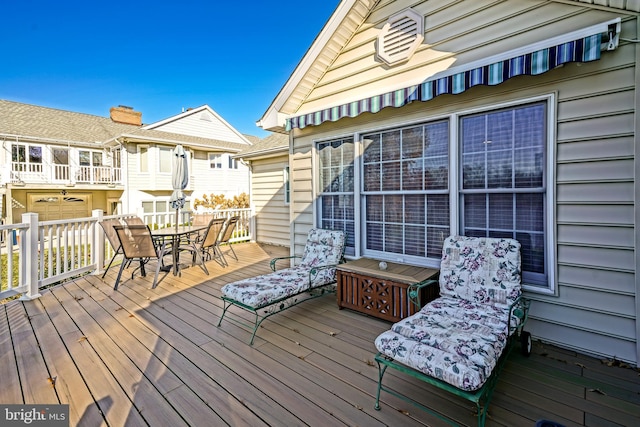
[286, 18, 620, 131]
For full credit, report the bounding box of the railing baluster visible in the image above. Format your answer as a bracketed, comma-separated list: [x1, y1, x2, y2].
[1, 207, 255, 300]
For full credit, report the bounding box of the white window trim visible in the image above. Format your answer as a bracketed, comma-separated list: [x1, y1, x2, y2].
[209, 153, 223, 169]
[138, 145, 149, 173]
[451, 94, 557, 295]
[158, 146, 172, 175]
[283, 166, 290, 205]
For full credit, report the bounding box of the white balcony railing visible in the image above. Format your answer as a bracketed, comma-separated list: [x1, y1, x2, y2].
[0, 208, 254, 301]
[9, 162, 122, 186]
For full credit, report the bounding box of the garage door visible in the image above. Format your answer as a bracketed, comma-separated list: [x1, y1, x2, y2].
[28, 193, 91, 221]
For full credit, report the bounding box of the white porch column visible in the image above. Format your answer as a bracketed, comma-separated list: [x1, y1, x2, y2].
[20, 212, 41, 300]
[93, 209, 105, 276]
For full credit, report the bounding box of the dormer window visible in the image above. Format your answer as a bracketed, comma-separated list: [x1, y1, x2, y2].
[376, 8, 424, 66]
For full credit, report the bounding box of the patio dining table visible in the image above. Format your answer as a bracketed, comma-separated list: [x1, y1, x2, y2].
[152, 225, 207, 275]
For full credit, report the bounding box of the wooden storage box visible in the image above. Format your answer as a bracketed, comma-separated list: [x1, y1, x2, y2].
[337, 258, 439, 323]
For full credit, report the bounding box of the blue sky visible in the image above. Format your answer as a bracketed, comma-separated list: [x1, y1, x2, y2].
[1, 1, 340, 138]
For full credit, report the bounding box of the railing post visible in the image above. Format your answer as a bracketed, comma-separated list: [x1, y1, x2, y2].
[20, 212, 41, 300]
[93, 209, 105, 276]
[249, 207, 256, 242]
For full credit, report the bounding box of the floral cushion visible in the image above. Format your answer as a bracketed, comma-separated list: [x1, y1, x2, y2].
[374, 235, 523, 392]
[221, 228, 345, 309]
[439, 236, 521, 307]
[375, 297, 519, 391]
[300, 228, 346, 267]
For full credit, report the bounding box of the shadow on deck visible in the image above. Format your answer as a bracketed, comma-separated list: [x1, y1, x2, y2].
[1, 242, 638, 426]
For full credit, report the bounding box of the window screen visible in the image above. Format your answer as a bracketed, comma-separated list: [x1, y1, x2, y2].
[362, 121, 449, 261]
[460, 102, 546, 286]
[317, 138, 355, 255]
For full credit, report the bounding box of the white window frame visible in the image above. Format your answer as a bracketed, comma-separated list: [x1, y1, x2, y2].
[228, 155, 238, 169]
[209, 153, 223, 169]
[283, 166, 290, 205]
[12, 142, 44, 173]
[314, 93, 556, 294]
[158, 146, 172, 174]
[138, 145, 149, 173]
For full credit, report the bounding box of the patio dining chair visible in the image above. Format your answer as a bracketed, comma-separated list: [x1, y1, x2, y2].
[192, 213, 214, 226]
[216, 216, 239, 266]
[99, 218, 126, 278]
[123, 216, 145, 226]
[112, 224, 172, 290]
[183, 217, 226, 268]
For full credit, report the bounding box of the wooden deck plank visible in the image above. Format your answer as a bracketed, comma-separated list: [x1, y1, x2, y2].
[58, 280, 210, 427]
[88, 276, 283, 426]
[87, 276, 298, 425]
[0, 304, 22, 404]
[3, 243, 638, 427]
[38, 287, 148, 427]
[49, 284, 184, 426]
[261, 342, 435, 427]
[22, 297, 104, 426]
[6, 299, 59, 404]
[135, 294, 332, 426]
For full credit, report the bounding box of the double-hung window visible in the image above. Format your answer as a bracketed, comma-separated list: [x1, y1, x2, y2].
[209, 153, 222, 169]
[361, 121, 450, 262]
[314, 99, 550, 291]
[459, 102, 547, 287]
[158, 147, 172, 173]
[139, 146, 149, 173]
[317, 138, 355, 255]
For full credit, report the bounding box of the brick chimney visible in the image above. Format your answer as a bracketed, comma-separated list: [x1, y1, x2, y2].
[110, 105, 142, 125]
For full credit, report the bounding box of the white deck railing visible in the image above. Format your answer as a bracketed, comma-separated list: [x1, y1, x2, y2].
[0, 208, 254, 301]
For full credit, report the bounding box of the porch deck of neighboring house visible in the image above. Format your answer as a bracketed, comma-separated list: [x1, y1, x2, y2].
[1, 242, 638, 427]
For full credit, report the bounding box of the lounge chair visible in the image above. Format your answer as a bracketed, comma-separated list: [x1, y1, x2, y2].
[374, 235, 530, 427]
[217, 228, 346, 344]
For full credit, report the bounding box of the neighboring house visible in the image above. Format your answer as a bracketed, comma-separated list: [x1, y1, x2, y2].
[143, 105, 252, 202]
[0, 100, 252, 224]
[236, 133, 290, 247]
[258, 1, 639, 364]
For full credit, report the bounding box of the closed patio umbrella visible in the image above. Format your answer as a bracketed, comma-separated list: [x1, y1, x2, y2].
[169, 145, 189, 229]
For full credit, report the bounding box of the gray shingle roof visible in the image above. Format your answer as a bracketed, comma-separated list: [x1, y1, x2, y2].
[0, 99, 138, 144]
[236, 132, 288, 158]
[0, 99, 251, 152]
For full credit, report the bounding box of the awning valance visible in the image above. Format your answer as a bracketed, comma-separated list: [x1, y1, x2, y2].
[286, 18, 621, 131]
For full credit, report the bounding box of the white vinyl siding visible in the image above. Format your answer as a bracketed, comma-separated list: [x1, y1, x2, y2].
[147, 108, 250, 144]
[287, 3, 637, 363]
[190, 150, 249, 200]
[250, 156, 291, 247]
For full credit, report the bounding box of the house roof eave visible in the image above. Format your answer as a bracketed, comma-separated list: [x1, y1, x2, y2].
[258, 0, 379, 132]
[234, 146, 289, 160]
[144, 104, 254, 145]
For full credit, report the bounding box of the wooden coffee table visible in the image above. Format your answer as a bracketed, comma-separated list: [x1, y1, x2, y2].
[336, 258, 439, 322]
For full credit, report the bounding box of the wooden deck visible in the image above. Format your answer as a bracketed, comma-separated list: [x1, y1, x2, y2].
[1, 242, 638, 427]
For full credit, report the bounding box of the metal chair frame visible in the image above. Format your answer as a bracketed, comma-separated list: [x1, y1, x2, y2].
[112, 224, 171, 290]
